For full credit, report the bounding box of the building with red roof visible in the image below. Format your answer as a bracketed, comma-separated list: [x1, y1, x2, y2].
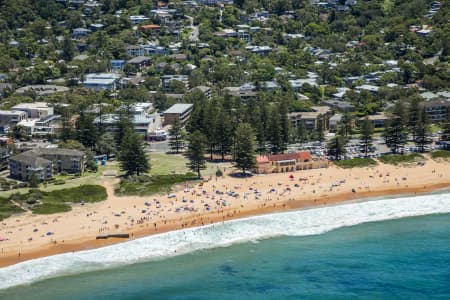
[256, 151, 328, 174]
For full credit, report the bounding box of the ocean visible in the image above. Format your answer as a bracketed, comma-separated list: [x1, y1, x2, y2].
[0, 192, 449, 299]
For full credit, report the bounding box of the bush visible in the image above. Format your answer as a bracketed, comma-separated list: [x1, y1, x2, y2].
[0, 197, 25, 220]
[44, 185, 107, 203]
[378, 153, 425, 165]
[116, 173, 198, 196]
[32, 202, 72, 214]
[334, 158, 378, 168]
[60, 171, 68, 176]
[431, 150, 450, 160]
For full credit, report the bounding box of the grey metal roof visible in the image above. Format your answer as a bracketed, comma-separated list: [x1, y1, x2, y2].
[10, 151, 51, 167]
[163, 103, 193, 114]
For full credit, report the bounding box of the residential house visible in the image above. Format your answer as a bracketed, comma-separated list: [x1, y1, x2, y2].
[223, 86, 257, 100]
[359, 113, 388, 128]
[127, 56, 151, 69]
[238, 30, 250, 43]
[261, 81, 280, 92]
[421, 99, 450, 123]
[0, 147, 10, 171]
[9, 151, 53, 181]
[30, 115, 62, 136]
[90, 23, 104, 31]
[94, 110, 158, 135]
[245, 45, 272, 55]
[143, 45, 169, 56]
[15, 85, 70, 96]
[322, 100, 355, 112]
[129, 15, 150, 25]
[355, 84, 379, 94]
[161, 75, 189, 91]
[289, 106, 332, 130]
[163, 103, 193, 126]
[329, 114, 342, 132]
[12, 102, 54, 118]
[256, 152, 328, 174]
[0, 110, 27, 132]
[111, 60, 125, 72]
[169, 53, 187, 61]
[83, 73, 121, 91]
[72, 28, 91, 38]
[9, 148, 86, 181]
[140, 24, 161, 34]
[126, 45, 145, 57]
[289, 78, 318, 89]
[191, 86, 212, 99]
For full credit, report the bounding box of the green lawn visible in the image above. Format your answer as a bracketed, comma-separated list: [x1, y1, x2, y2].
[148, 153, 222, 177]
[0, 164, 115, 198]
[378, 153, 425, 165]
[334, 158, 378, 168]
[148, 153, 190, 175]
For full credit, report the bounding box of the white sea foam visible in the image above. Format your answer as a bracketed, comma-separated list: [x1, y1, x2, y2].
[0, 192, 449, 290]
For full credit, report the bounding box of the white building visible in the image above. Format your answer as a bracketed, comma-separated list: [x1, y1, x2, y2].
[12, 102, 54, 118]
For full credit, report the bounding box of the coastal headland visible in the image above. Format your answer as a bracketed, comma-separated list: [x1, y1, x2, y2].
[1, 158, 449, 268]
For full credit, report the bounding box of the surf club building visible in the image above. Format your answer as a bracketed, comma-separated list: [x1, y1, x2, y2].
[256, 151, 328, 174]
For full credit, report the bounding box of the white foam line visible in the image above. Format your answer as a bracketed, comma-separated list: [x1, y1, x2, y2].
[0, 193, 449, 290]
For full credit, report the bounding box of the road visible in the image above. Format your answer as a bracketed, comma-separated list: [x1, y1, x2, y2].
[185, 15, 199, 42]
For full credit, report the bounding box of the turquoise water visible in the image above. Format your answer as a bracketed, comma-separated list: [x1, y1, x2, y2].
[1, 213, 449, 299]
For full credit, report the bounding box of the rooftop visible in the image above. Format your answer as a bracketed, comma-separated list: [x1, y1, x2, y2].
[12, 102, 51, 110]
[164, 103, 193, 114]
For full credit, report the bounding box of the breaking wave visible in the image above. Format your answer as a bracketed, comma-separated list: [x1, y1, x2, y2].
[0, 192, 449, 290]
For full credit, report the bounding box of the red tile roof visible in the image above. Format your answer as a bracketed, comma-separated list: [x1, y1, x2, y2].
[267, 151, 312, 162]
[141, 24, 161, 29]
[256, 155, 269, 163]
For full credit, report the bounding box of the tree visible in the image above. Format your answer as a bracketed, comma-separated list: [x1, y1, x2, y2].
[360, 116, 374, 157]
[442, 113, 450, 141]
[61, 36, 75, 61]
[9, 125, 28, 140]
[76, 113, 98, 150]
[216, 110, 233, 160]
[327, 134, 347, 160]
[408, 96, 422, 140]
[168, 119, 185, 154]
[414, 108, 432, 152]
[340, 113, 353, 137]
[279, 100, 290, 147]
[186, 131, 207, 178]
[29, 172, 39, 188]
[234, 123, 256, 174]
[316, 115, 325, 143]
[119, 128, 149, 176]
[383, 102, 408, 154]
[97, 133, 116, 157]
[296, 122, 309, 143]
[268, 106, 284, 154]
[114, 111, 133, 148]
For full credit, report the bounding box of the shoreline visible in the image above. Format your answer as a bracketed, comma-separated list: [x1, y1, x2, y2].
[1, 181, 449, 268]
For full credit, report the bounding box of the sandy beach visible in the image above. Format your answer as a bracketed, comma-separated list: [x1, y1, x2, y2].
[1, 158, 449, 267]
